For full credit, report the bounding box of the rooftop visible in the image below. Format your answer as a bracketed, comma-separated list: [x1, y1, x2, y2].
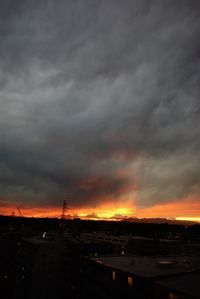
[156, 273, 200, 298]
[22, 237, 52, 245]
[90, 255, 200, 278]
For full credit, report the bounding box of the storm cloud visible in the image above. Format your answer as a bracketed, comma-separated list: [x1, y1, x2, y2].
[0, 0, 200, 210]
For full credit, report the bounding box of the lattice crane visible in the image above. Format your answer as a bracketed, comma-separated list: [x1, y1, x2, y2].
[17, 206, 22, 217]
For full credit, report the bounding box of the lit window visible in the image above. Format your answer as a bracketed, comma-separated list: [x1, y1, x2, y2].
[128, 276, 133, 286]
[112, 271, 116, 280]
[168, 293, 179, 299]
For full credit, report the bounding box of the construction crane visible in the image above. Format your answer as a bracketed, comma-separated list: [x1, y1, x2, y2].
[17, 206, 22, 217]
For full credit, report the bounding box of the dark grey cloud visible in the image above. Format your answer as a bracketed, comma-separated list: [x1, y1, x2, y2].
[0, 0, 200, 210]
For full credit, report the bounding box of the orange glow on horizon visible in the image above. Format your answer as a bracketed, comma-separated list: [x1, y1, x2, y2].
[0, 202, 134, 219]
[0, 197, 200, 222]
[135, 198, 200, 221]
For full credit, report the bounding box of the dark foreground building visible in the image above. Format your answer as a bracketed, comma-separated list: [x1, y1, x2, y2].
[15, 236, 64, 299]
[13, 232, 113, 299]
[155, 272, 200, 299]
[81, 255, 200, 299]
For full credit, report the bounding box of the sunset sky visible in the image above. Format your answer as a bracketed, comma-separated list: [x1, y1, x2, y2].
[0, 0, 200, 221]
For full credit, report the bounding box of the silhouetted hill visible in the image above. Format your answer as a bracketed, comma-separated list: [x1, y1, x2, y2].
[123, 217, 198, 226]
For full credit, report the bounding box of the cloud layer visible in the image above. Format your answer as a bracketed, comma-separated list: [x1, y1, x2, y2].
[0, 0, 200, 211]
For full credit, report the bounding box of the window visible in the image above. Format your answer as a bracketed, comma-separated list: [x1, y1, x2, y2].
[168, 293, 179, 299]
[128, 276, 133, 286]
[112, 270, 116, 280]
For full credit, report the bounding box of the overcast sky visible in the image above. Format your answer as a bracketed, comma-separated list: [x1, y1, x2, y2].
[0, 0, 200, 213]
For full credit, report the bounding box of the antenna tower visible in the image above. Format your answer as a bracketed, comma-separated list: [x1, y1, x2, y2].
[61, 200, 68, 220]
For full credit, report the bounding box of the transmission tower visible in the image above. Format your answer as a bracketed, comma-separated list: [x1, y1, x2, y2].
[61, 200, 68, 220]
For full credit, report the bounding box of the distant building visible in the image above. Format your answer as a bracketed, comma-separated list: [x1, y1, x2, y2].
[181, 242, 200, 257]
[80, 232, 131, 254]
[80, 232, 182, 256]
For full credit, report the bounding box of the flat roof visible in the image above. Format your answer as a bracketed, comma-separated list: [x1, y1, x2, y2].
[90, 256, 200, 278]
[156, 273, 200, 298]
[22, 237, 58, 245]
